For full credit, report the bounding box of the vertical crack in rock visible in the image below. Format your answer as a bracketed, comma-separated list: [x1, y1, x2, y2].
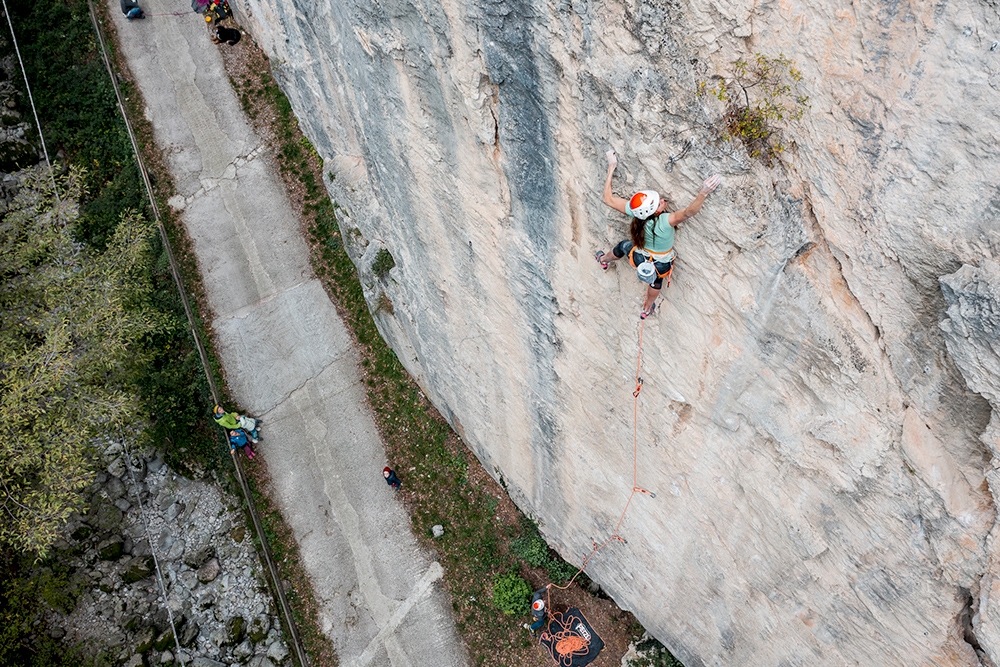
[939, 260, 1000, 660]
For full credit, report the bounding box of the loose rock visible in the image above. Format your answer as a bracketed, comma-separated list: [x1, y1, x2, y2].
[196, 558, 221, 584]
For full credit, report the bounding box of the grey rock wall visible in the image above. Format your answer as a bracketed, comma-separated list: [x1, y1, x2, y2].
[232, 0, 1000, 664]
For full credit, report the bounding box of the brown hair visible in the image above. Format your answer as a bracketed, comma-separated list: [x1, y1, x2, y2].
[629, 216, 647, 249]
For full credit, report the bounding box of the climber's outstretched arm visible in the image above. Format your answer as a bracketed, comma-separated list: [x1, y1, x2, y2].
[602, 150, 628, 214]
[669, 174, 722, 227]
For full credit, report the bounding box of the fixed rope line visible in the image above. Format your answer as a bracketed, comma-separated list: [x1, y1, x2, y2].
[119, 431, 187, 665]
[87, 5, 309, 666]
[547, 318, 655, 614]
[0, 0, 59, 200]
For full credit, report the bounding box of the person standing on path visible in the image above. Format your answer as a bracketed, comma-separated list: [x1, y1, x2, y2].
[229, 429, 255, 459]
[595, 150, 722, 319]
[383, 466, 402, 491]
[523, 584, 552, 635]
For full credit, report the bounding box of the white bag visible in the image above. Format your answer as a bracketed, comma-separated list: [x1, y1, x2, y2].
[238, 415, 257, 431]
[636, 261, 657, 285]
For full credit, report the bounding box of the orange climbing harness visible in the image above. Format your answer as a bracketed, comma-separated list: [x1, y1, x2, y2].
[627, 246, 674, 287]
[543, 319, 654, 630]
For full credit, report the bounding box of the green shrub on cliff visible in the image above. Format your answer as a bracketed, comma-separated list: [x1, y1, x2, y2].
[699, 53, 809, 166]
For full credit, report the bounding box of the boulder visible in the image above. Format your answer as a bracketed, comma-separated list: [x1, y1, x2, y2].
[134, 626, 156, 654]
[150, 608, 170, 633]
[106, 456, 127, 479]
[159, 651, 173, 665]
[89, 501, 124, 531]
[266, 640, 289, 665]
[225, 616, 246, 645]
[164, 502, 185, 523]
[246, 657, 274, 667]
[152, 628, 175, 652]
[98, 536, 125, 561]
[70, 524, 92, 541]
[247, 615, 270, 643]
[122, 555, 155, 584]
[179, 622, 200, 648]
[164, 538, 185, 562]
[230, 525, 246, 543]
[104, 476, 126, 500]
[183, 544, 216, 569]
[232, 639, 254, 661]
[196, 558, 221, 583]
[123, 654, 145, 667]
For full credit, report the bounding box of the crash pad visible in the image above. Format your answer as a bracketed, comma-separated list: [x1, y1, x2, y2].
[539, 607, 604, 667]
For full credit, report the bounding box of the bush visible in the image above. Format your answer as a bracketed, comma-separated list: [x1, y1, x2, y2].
[491, 572, 531, 616]
[698, 53, 809, 166]
[510, 532, 549, 568]
[372, 248, 395, 278]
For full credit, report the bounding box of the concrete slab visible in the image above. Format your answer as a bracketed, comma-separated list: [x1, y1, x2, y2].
[108, 3, 468, 666]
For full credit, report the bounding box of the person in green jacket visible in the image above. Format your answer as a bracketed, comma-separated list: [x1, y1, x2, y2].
[213, 405, 259, 443]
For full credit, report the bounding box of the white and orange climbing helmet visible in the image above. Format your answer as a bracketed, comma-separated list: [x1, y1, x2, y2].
[629, 190, 660, 219]
[532, 599, 545, 612]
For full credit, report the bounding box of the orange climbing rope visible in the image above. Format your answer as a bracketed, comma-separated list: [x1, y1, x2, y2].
[544, 318, 654, 622]
[543, 610, 593, 666]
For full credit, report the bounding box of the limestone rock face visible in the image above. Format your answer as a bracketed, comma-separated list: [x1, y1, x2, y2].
[233, 0, 1000, 664]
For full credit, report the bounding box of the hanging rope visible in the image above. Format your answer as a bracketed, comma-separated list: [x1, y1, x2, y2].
[0, 0, 59, 201]
[545, 317, 655, 617]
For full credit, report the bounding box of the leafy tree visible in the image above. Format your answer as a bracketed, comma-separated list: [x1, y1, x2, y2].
[0, 166, 158, 557]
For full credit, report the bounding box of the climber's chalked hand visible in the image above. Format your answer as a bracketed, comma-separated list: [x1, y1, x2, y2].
[606, 150, 618, 169]
[700, 174, 722, 195]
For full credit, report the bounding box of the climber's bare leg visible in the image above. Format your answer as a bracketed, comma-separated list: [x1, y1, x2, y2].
[598, 250, 624, 265]
[643, 285, 660, 312]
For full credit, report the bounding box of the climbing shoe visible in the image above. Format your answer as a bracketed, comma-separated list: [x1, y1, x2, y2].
[595, 250, 609, 271]
[640, 303, 656, 320]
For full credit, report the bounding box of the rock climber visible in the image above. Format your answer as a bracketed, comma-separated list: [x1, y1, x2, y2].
[213, 405, 260, 443]
[228, 429, 255, 460]
[524, 584, 552, 635]
[595, 150, 722, 319]
[383, 466, 402, 491]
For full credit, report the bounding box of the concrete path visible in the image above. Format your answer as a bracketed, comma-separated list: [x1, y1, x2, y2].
[109, 4, 467, 666]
